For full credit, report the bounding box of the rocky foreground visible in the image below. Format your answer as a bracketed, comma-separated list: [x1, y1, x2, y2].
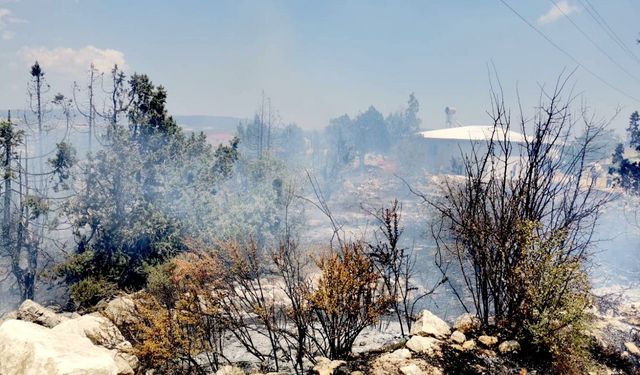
[0, 298, 639, 374]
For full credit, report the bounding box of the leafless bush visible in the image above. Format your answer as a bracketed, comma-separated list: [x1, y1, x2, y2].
[309, 241, 392, 359]
[367, 199, 445, 336]
[418, 74, 612, 371]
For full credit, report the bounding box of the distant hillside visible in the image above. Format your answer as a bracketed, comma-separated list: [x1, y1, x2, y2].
[175, 115, 249, 145]
[174, 115, 247, 133]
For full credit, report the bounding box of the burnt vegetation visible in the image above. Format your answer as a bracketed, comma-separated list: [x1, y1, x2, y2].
[0, 61, 636, 374]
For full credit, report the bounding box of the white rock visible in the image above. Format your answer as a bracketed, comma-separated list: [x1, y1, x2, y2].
[405, 336, 442, 356]
[312, 357, 347, 375]
[53, 314, 137, 371]
[17, 299, 67, 328]
[400, 364, 423, 375]
[53, 314, 126, 349]
[478, 335, 498, 347]
[498, 340, 521, 354]
[410, 310, 450, 339]
[390, 348, 412, 360]
[453, 313, 481, 334]
[450, 330, 466, 344]
[216, 366, 245, 375]
[0, 310, 17, 323]
[103, 296, 137, 326]
[624, 342, 640, 356]
[378, 347, 412, 363]
[462, 339, 476, 351]
[0, 319, 124, 375]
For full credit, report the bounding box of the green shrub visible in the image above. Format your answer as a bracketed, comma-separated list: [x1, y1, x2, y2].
[515, 220, 593, 374]
[69, 276, 117, 311]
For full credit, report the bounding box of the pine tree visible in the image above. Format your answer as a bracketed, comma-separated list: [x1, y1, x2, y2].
[628, 111, 640, 150]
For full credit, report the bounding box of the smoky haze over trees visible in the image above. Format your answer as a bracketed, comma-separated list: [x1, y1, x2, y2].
[0, 58, 637, 374]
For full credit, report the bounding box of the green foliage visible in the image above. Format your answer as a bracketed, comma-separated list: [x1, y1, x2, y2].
[61, 73, 239, 304]
[48, 141, 77, 191]
[628, 111, 640, 151]
[213, 154, 303, 248]
[515, 221, 593, 374]
[69, 276, 117, 311]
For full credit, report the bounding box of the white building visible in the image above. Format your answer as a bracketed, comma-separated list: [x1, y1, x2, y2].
[418, 125, 528, 174]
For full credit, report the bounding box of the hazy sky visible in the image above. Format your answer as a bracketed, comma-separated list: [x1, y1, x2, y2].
[1, 0, 640, 131]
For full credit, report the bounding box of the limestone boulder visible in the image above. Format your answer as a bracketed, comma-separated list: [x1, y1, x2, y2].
[453, 313, 481, 334]
[498, 340, 521, 354]
[410, 310, 450, 339]
[478, 335, 498, 347]
[17, 299, 67, 328]
[52, 314, 137, 371]
[406, 336, 442, 356]
[462, 339, 477, 351]
[216, 366, 246, 375]
[399, 364, 423, 375]
[450, 330, 466, 344]
[624, 342, 640, 356]
[0, 319, 128, 375]
[103, 296, 138, 326]
[312, 357, 348, 375]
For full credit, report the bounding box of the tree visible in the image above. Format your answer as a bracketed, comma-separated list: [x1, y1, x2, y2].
[60, 72, 239, 305]
[310, 241, 391, 359]
[628, 111, 640, 151]
[73, 64, 100, 153]
[323, 114, 355, 182]
[236, 93, 278, 160]
[386, 93, 421, 140]
[352, 106, 389, 169]
[366, 200, 444, 337]
[609, 143, 624, 175]
[424, 76, 609, 370]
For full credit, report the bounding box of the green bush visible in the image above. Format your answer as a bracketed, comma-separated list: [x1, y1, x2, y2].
[69, 276, 117, 311]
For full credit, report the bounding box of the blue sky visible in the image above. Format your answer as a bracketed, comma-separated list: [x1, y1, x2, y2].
[1, 0, 640, 131]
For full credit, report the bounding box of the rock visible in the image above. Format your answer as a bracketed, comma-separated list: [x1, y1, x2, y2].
[400, 364, 423, 375]
[378, 348, 412, 362]
[0, 310, 17, 323]
[371, 356, 442, 375]
[450, 330, 466, 344]
[17, 299, 67, 328]
[478, 335, 498, 347]
[462, 339, 477, 351]
[53, 314, 126, 349]
[312, 357, 348, 375]
[103, 296, 138, 326]
[498, 340, 521, 354]
[453, 313, 481, 334]
[216, 366, 245, 375]
[410, 310, 450, 339]
[53, 313, 138, 371]
[624, 342, 640, 356]
[405, 336, 442, 356]
[451, 344, 464, 351]
[478, 349, 496, 357]
[0, 319, 127, 375]
[621, 351, 630, 359]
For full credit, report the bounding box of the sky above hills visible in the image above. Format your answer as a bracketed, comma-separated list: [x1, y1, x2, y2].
[1, 0, 640, 131]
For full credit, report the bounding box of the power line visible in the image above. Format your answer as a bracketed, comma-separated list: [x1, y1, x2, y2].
[548, 0, 640, 85]
[577, 0, 640, 65]
[498, 0, 640, 103]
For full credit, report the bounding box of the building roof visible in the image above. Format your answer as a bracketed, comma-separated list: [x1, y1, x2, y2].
[419, 125, 528, 144]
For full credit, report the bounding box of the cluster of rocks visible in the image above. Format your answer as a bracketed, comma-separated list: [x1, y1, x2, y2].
[591, 300, 640, 363]
[1, 301, 637, 374]
[0, 298, 137, 375]
[235, 310, 524, 375]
